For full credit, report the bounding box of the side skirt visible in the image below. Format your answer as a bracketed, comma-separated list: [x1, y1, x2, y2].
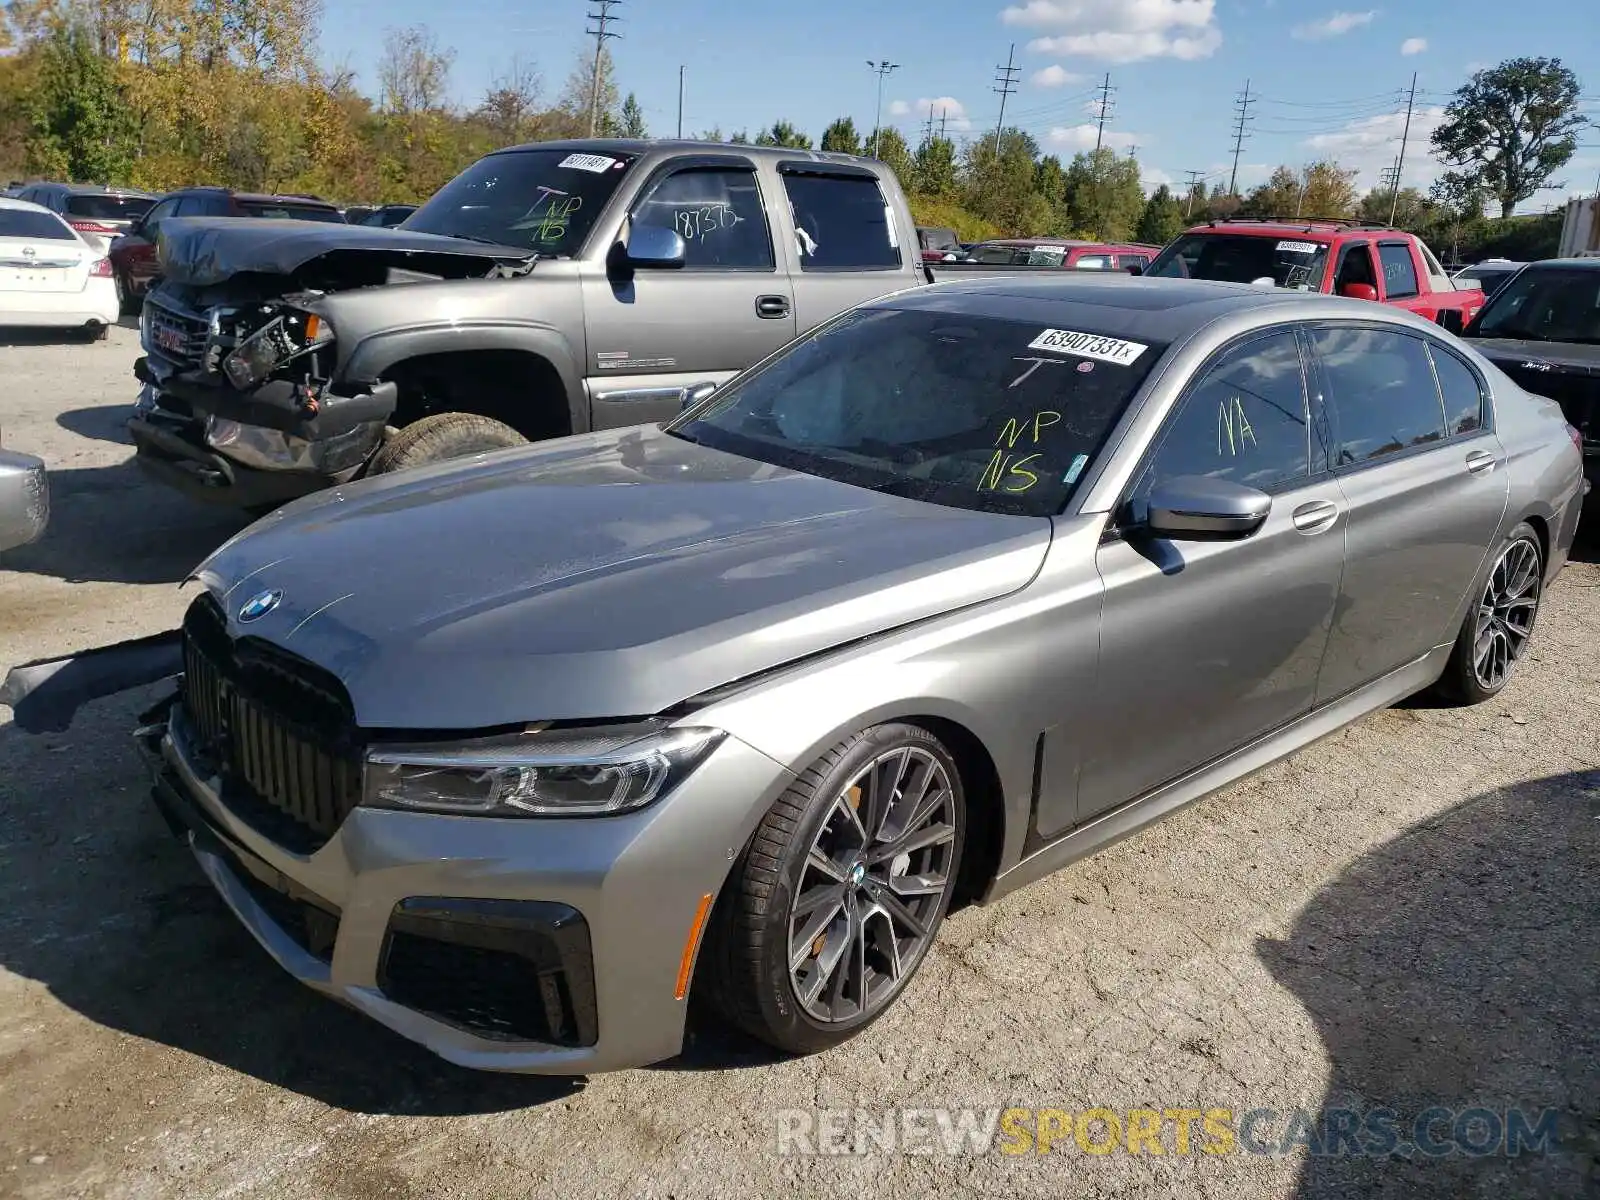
[984, 644, 1452, 904]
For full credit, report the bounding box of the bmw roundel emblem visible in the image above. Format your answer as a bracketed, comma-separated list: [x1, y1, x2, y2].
[238, 589, 282, 623]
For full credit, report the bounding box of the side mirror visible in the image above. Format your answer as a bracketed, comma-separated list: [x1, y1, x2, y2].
[680, 380, 716, 411]
[1124, 263, 1144, 275]
[623, 224, 687, 270]
[1145, 475, 1271, 540]
[1339, 282, 1380, 302]
[1436, 309, 1465, 335]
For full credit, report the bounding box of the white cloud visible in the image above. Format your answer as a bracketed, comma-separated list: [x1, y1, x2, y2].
[1046, 123, 1145, 152]
[1002, 0, 1223, 64]
[1292, 10, 1376, 39]
[1400, 37, 1427, 56]
[1304, 105, 1448, 191]
[889, 96, 973, 131]
[1031, 64, 1084, 87]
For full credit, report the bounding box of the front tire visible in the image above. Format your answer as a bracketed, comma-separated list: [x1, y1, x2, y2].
[365, 412, 528, 476]
[1434, 522, 1544, 705]
[703, 723, 965, 1056]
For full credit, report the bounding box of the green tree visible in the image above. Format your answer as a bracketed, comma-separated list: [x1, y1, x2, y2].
[1136, 183, 1185, 244]
[1430, 57, 1586, 219]
[1241, 165, 1302, 217]
[755, 119, 810, 149]
[1063, 148, 1144, 240]
[962, 128, 1040, 233]
[1299, 160, 1358, 218]
[556, 46, 619, 135]
[819, 115, 861, 155]
[912, 134, 957, 198]
[869, 126, 913, 190]
[1357, 185, 1428, 228]
[618, 92, 646, 138]
[26, 23, 134, 182]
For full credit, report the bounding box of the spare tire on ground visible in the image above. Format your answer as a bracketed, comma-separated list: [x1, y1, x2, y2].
[366, 412, 528, 476]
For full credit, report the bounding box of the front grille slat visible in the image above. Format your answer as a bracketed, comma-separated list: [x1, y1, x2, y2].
[178, 595, 363, 853]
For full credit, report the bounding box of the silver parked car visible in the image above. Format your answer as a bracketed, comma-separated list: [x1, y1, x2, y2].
[86, 276, 1586, 1073]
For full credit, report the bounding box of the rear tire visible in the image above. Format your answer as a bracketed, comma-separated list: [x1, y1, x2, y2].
[82, 322, 109, 343]
[1433, 521, 1544, 705]
[114, 270, 136, 316]
[701, 723, 965, 1056]
[365, 412, 528, 476]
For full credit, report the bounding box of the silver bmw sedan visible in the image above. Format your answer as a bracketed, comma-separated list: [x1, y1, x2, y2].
[45, 275, 1588, 1073]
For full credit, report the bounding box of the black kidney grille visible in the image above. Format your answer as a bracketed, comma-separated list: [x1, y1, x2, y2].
[180, 595, 363, 849]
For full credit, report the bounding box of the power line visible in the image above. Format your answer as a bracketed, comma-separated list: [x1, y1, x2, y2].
[585, 0, 622, 137]
[1390, 71, 1419, 224]
[992, 43, 1019, 158]
[867, 60, 900, 158]
[1228, 78, 1255, 196]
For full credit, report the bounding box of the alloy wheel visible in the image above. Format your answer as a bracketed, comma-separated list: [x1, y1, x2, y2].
[787, 745, 958, 1024]
[1473, 535, 1541, 692]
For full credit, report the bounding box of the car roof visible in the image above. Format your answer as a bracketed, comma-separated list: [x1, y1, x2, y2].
[30, 182, 157, 198]
[486, 138, 877, 170]
[1186, 220, 1406, 239]
[1515, 258, 1600, 271]
[874, 274, 1444, 342]
[0, 196, 64, 217]
[174, 186, 338, 206]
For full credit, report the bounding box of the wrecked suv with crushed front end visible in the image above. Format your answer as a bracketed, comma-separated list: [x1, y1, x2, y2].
[129, 217, 544, 510]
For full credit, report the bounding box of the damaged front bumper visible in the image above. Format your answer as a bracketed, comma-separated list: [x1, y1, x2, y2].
[130, 356, 395, 508]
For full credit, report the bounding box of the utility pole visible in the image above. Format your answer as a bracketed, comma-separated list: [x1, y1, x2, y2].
[1182, 169, 1205, 217]
[867, 60, 899, 158]
[1092, 72, 1114, 152]
[922, 108, 936, 144]
[676, 65, 685, 138]
[1389, 71, 1418, 226]
[585, 0, 622, 137]
[1228, 78, 1253, 197]
[939, 107, 949, 139]
[991, 43, 1019, 159]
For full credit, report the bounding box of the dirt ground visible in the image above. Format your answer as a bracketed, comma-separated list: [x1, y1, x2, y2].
[1, 323, 1596, 1199]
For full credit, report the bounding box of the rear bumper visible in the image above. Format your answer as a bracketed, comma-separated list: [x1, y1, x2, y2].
[0, 447, 48, 552]
[0, 279, 119, 327]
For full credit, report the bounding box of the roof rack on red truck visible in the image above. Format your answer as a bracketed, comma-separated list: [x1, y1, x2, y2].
[1142, 218, 1484, 331]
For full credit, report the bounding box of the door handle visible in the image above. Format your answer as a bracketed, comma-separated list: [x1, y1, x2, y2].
[1291, 499, 1340, 534]
[755, 294, 790, 319]
[1465, 449, 1497, 475]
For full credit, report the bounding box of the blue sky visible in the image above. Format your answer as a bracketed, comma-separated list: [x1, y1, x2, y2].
[318, 0, 1600, 212]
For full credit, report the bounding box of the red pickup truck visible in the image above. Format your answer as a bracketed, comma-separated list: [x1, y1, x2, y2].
[1141, 218, 1484, 330]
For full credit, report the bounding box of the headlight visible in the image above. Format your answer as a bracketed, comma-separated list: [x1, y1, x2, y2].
[222, 310, 331, 389]
[362, 724, 725, 818]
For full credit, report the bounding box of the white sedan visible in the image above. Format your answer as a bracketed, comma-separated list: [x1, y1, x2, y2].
[0, 197, 120, 339]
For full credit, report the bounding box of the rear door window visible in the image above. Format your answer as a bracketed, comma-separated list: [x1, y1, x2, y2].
[1378, 242, 1420, 299]
[1427, 343, 1488, 435]
[1310, 326, 1448, 465]
[631, 166, 775, 270]
[779, 171, 902, 270]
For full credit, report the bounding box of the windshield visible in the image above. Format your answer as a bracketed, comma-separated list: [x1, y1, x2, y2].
[404, 148, 636, 255]
[240, 201, 344, 222]
[64, 194, 152, 220]
[0, 209, 75, 240]
[1147, 233, 1330, 290]
[969, 243, 1068, 267]
[667, 307, 1167, 517]
[1469, 267, 1600, 344]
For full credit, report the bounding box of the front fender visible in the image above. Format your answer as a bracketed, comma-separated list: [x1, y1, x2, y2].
[339, 321, 587, 435]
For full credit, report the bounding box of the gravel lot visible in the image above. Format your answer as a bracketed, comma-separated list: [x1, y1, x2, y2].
[1, 324, 1596, 1200]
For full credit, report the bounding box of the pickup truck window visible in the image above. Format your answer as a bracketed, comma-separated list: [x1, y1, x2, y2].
[631, 166, 775, 270]
[1470, 266, 1600, 344]
[1074, 254, 1113, 270]
[780, 172, 901, 271]
[1378, 242, 1420, 299]
[1146, 233, 1329, 290]
[1333, 242, 1377, 292]
[669, 306, 1167, 517]
[406, 147, 636, 256]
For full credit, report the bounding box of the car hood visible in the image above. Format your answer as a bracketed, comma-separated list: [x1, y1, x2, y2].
[191, 426, 1052, 729]
[1466, 337, 1600, 374]
[157, 217, 536, 287]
